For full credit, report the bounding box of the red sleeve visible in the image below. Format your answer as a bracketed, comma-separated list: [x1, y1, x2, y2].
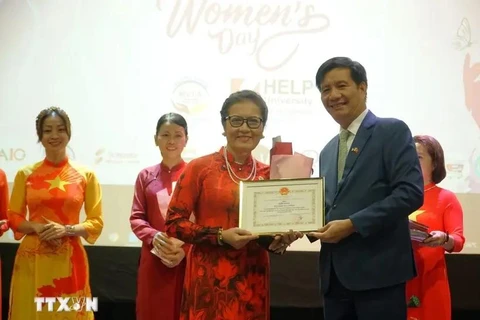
[0, 170, 9, 235]
[130, 170, 158, 245]
[443, 193, 465, 253]
[181, 243, 192, 255]
[165, 159, 220, 245]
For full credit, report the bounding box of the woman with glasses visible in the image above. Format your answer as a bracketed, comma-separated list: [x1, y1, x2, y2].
[165, 90, 302, 320]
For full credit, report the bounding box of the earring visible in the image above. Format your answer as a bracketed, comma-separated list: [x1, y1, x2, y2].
[222, 132, 226, 136]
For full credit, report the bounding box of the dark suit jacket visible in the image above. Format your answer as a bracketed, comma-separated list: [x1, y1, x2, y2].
[314, 111, 424, 293]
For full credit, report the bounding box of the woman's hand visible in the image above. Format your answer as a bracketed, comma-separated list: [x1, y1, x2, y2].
[421, 230, 447, 247]
[152, 232, 186, 267]
[160, 247, 186, 268]
[31, 222, 46, 235]
[222, 228, 259, 249]
[152, 232, 177, 254]
[38, 219, 67, 241]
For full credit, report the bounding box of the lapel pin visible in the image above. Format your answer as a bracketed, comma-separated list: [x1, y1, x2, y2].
[351, 147, 359, 154]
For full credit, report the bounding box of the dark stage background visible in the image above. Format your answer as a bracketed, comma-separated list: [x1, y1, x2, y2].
[1, 244, 479, 320]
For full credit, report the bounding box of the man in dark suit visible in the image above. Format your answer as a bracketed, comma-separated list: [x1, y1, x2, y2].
[308, 57, 424, 319]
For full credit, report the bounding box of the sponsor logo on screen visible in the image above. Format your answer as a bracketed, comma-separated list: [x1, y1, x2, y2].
[0, 148, 26, 161]
[231, 78, 316, 108]
[94, 148, 139, 165]
[171, 78, 209, 115]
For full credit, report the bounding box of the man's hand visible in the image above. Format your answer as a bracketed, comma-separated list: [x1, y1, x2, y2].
[268, 230, 303, 253]
[308, 219, 356, 243]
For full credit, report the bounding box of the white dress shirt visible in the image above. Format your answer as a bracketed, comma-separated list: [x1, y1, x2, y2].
[340, 108, 369, 150]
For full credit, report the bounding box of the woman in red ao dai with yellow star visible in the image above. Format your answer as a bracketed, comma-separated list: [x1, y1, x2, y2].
[165, 90, 302, 320]
[7, 107, 103, 319]
[406, 135, 465, 320]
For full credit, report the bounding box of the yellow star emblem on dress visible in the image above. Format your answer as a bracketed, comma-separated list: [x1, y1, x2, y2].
[46, 176, 71, 191]
[409, 209, 425, 222]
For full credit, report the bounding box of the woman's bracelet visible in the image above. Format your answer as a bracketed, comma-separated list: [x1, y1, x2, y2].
[65, 225, 75, 236]
[443, 231, 449, 244]
[217, 227, 224, 246]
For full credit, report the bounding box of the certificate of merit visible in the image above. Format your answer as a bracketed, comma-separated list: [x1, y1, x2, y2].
[238, 178, 325, 234]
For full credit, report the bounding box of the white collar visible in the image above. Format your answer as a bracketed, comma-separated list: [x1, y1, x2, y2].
[341, 109, 368, 135]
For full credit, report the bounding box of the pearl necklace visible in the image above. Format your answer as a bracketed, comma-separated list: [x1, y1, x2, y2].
[424, 184, 436, 192]
[223, 147, 256, 184]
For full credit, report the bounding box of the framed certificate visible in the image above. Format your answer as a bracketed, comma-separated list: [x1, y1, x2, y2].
[239, 178, 325, 235]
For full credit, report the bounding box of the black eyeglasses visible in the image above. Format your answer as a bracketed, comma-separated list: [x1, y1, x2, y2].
[224, 116, 263, 129]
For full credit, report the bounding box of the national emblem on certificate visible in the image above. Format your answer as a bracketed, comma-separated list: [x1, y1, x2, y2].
[239, 178, 325, 234]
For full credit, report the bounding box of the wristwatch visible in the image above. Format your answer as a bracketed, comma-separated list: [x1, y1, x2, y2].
[65, 225, 75, 236]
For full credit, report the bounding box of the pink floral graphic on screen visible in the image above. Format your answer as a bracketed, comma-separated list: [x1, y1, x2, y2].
[463, 53, 480, 128]
[464, 53, 480, 191]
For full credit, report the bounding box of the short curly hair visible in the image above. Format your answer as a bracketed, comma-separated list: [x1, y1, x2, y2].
[220, 90, 269, 128]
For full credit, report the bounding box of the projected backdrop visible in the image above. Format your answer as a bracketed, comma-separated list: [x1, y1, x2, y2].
[0, 0, 479, 253]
